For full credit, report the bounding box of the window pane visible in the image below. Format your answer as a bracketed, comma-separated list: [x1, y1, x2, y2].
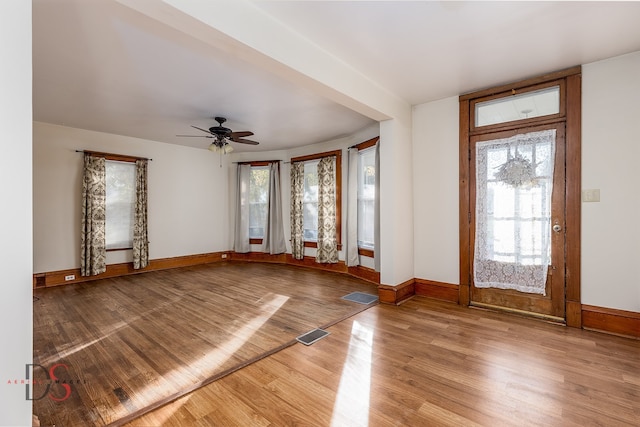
[482, 135, 554, 266]
[105, 161, 136, 250]
[358, 148, 375, 249]
[303, 161, 318, 241]
[475, 86, 560, 127]
[249, 166, 269, 239]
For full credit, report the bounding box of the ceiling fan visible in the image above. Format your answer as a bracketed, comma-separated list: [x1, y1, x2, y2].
[177, 116, 259, 153]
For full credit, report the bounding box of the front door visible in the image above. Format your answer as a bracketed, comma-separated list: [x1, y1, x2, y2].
[470, 123, 566, 320]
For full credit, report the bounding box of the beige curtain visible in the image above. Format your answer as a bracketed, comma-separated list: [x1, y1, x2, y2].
[132, 159, 149, 269]
[316, 156, 338, 263]
[262, 162, 287, 254]
[80, 154, 107, 276]
[346, 148, 359, 266]
[234, 164, 252, 253]
[374, 141, 381, 272]
[290, 161, 305, 260]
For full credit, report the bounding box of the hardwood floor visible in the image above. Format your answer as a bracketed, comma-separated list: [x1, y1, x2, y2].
[32, 262, 378, 426]
[127, 297, 640, 427]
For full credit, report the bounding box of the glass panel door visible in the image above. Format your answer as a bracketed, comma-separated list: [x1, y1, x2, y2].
[470, 123, 566, 320]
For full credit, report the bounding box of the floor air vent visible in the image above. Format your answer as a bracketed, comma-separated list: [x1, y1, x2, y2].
[296, 328, 330, 346]
[341, 291, 379, 305]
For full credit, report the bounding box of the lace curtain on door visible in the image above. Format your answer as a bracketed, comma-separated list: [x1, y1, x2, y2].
[474, 129, 556, 295]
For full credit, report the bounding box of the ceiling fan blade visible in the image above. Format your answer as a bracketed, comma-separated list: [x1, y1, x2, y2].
[234, 138, 260, 145]
[230, 131, 254, 140]
[191, 125, 214, 135]
[176, 134, 213, 138]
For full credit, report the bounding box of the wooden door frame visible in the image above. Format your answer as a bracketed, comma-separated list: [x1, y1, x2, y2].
[459, 66, 582, 327]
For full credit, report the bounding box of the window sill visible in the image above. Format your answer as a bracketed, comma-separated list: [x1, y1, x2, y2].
[303, 241, 343, 251]
[358, 248, 374, 258]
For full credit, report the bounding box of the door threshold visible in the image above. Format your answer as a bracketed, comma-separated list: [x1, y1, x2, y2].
[470, 302, 566, 324]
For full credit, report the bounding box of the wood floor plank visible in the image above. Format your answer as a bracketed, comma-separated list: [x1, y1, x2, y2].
[33, 262, 378, 426]
[127, 296, 640, 427]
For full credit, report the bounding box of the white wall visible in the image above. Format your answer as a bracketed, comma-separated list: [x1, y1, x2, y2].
[582, 51, 640, 312]
[33, 122, 381, 274]
[379, 117, 415, 285]
[412, 96, 460, 284]
[33, 122, 231, 273]
[0, 1, 32, 425]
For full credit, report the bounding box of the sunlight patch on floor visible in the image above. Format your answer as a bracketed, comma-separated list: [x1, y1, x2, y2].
[39, 320, 130, 366]
[133, 293, 290, 404]
[331, 320, 374, 427]
[194, 293, 290, 369]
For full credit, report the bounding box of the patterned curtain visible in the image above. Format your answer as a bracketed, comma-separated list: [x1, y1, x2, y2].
[290, 161, 305, 260]
[132, 159, 149, 269]
[80, 154, 106, 276]
[316, 156, 338, 263]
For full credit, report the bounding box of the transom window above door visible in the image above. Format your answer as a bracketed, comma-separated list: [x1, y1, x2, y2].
[471, 81, 564, 131]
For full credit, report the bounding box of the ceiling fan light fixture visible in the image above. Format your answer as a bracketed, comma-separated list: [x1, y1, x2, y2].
[179, 116, 259, 152]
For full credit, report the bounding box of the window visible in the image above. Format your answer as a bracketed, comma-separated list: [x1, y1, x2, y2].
[235, 161, 285, 253]
[475, 86, 560, 127]
[105, 160, 136, 250]
[248, 166, 270, 240]
[291, 150, 342, 248]
[357, 146, 376, 250]
[471, 81, 564, 131]
[303, 160, 320, 241]
[81, 150, 149, 276]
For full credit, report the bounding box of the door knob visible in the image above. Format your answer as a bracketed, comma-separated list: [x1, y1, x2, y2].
[552, 224, 562, 232]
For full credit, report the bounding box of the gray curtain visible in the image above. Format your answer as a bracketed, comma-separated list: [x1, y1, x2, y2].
[80, 154, 107, 276]
[132, 159, 149, 269]
[262, 162, 287, 254]
[346, 148, 359, 266]
[374, 141, 381, 272]
[234, 164, 251, 253]
[290, 161, 305, 260]
[316, 156, 338, 264]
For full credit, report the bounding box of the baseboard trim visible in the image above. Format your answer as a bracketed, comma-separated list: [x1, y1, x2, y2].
[33, 252, 229, 287]
[228, 252, 287, 263]
[35, 251, 382, 289]
[230, 252, 380, 284]
[582, 304, 640, 339]
[414, 279, 459, 303]
[378, 279, 415, 305]
[566, 300, 582, 328]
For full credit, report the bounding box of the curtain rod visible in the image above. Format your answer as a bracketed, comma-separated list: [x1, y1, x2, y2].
[76, 150, 152, 161]
[232, 160, 282, 164]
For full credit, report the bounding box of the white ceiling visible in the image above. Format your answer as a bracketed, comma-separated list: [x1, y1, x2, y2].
[33, 1, 640, 153]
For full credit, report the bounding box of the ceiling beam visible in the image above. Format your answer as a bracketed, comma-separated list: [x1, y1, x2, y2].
[116, 0, 410, 123]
